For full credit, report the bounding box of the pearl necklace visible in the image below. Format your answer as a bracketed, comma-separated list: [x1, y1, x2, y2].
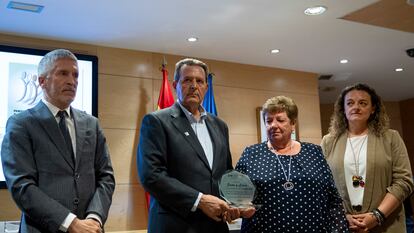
[268, 141, 294, 191]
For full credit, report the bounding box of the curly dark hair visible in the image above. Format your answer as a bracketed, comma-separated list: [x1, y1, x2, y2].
[328, 83, 389, 138]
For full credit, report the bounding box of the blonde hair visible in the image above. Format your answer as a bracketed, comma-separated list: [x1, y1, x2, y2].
[262, 96, 298, 124]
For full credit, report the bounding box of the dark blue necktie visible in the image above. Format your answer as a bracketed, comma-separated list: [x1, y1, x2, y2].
[57, 110, 74, 156]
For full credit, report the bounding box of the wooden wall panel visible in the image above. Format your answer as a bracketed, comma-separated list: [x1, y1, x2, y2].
[106, 184, 147, 231]
[215, 85, 268, 135]
[105, 129, 139, 185]
[99, 75, 154, 129]
[205, 60, 318, 94]
[215, 86, 321, 140]
[150, 53, 319, 94]
[229, 134, 260, 167]
[0, 190, 19, 220]
[98, 47, 153, 78]
[294, 94, 322, 139]
[151, 53, 183, 82]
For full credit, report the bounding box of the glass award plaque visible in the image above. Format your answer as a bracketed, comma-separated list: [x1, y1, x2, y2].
[219, 170, 256, 208]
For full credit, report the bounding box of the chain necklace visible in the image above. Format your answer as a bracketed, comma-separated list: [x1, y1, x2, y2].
[347, 133, 368, 188]
[268, 141, 294, 191]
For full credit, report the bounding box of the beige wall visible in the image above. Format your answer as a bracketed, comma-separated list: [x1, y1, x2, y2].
[0, 33, 321, 231]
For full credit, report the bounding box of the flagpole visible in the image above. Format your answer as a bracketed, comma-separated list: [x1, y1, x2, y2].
[162, 56, 167, 69]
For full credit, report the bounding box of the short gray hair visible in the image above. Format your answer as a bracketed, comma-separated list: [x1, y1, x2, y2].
[38, 49, 78, 78]
[174, 58, 208, 82]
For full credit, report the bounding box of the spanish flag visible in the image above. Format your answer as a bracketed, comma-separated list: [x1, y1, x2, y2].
[157, 65, 174, 110]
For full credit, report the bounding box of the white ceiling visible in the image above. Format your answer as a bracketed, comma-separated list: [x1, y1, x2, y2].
[1, 0, 413, 103]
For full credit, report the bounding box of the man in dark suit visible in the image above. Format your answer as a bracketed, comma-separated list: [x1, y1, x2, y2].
[137, 58, 244, 233]
[1, 49, 115, 233]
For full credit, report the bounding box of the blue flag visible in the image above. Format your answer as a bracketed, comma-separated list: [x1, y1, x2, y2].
[203, 73, 218, 116]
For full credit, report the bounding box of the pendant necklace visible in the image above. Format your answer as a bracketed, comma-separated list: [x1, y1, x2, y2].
[348, 132, 368, 188]
[268, 141, 294, 191]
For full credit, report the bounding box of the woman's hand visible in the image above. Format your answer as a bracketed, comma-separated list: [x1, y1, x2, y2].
[347, 214, 364, 232]
[347, 213, 378, 232]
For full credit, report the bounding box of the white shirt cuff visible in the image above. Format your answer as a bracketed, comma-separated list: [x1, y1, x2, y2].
[87, 213, 102, 227]
[59, 213, 77, 232]
[191, 192, 203, 212]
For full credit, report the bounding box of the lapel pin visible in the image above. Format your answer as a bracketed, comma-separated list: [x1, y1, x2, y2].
[184, 132, 189, 136]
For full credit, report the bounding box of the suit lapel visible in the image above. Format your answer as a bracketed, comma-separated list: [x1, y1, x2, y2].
[30, 102, 75, 169]
[71, 108, 86, 169]
[205, 115, 220, 173]
[170, 103, 211, 171]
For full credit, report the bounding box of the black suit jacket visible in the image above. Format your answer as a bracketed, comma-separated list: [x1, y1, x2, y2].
[1, 101, 115, 233]
[137, 103, 233, 233]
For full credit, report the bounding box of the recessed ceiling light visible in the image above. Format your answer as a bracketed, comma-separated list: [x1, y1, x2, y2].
[7, 1, 44, 13]
[395, 68, 404, 72]
[340, 59, 348, 64]
[187, 37, 198, 42]
[270, 49, 280, 54]
[304, 6, 327, 16]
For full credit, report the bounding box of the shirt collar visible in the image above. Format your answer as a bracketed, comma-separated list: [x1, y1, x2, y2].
[42, 99, 71, 118]
[177, 100, 207, 122]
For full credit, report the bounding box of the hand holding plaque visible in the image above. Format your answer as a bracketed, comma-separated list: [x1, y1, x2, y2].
[219, 170, 258, 208]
